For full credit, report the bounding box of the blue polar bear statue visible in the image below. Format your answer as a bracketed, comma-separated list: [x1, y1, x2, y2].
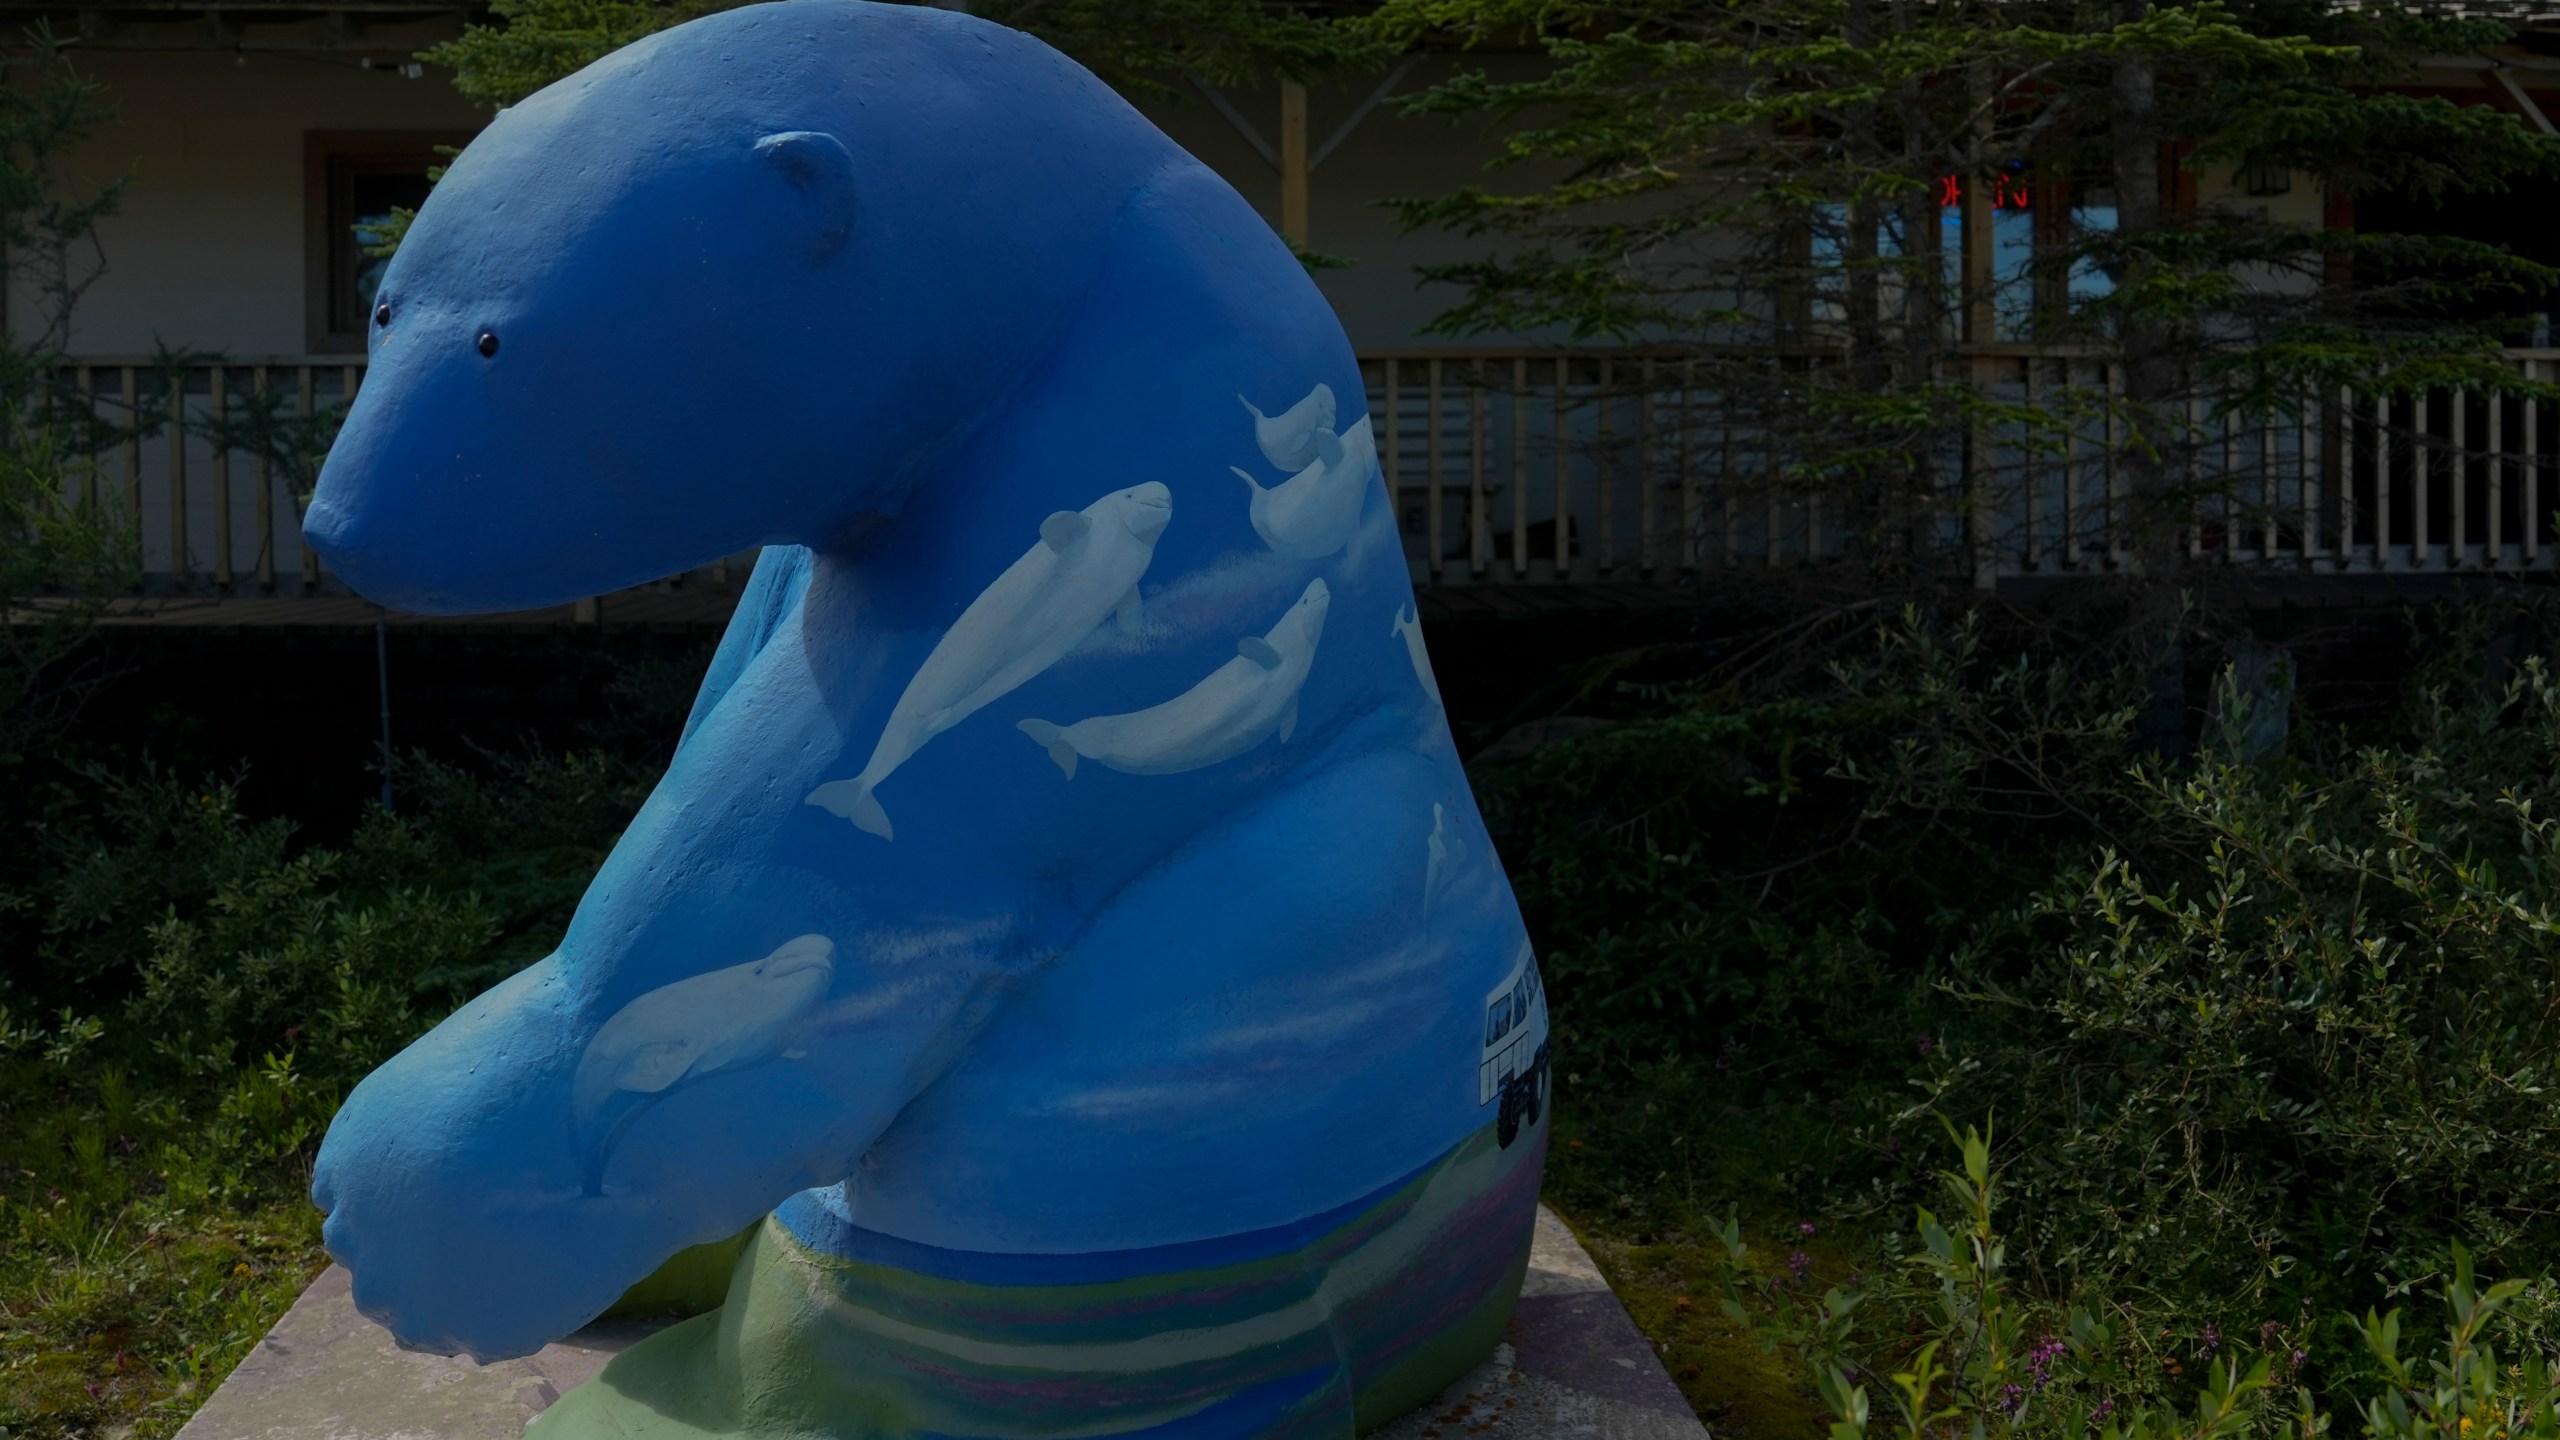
[300, 4, 1552, 1436]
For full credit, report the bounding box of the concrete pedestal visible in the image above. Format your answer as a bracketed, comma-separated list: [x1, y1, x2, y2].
[174, 1208, 1704, 1440]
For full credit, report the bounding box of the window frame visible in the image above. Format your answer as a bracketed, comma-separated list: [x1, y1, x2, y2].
[303, 130, 475, 355]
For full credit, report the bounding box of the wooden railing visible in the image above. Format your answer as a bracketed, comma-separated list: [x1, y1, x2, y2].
[61, 349, 2560, 595]
[56, 355, 362, 591]
[1364, 347, 2560, 585]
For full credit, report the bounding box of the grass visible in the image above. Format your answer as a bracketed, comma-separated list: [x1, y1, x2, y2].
[0, 1062, 329, 1439]
[1545, 1093, 1864, 1440]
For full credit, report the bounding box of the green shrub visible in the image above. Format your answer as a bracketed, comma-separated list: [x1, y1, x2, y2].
[0, 742, 654, 1437]
[1719, 1126, 2560, 1440]
[1500, 597, 2560, 1369]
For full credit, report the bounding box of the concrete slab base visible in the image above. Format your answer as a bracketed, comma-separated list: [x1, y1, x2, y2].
[175, 1207, 1705, 1440]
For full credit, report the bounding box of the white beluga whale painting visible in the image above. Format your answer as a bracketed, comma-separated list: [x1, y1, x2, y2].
[808, 482, 1173, 838]
[572, 934, 836, 1194]
[1425, 801, 1468, 916]
[1018, 577, 1331, 779]
[1232, 400, 1378, 560]
[1240, 382, 1336, 470]
[1393, 603, 1443, 711]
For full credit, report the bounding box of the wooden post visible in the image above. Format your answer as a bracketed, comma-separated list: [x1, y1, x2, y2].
[1510, 358, 1529, 579]
[167, 372, 188, 584]
[2490, 388, 2505, 568]
[1553, 356, 1570, 578]
[2062, 361, 2081, 570]
[2106, 365, 2127, 568]
[1595, 357, 1614, 573]
[2451, 391, 2468, 568]
[2528, 366, 2542, 566]
[1678, 361, 1697, 572]
[2022, 362, 2041, 572]
[1382, 357, 1400, 570]
[121, 366, 139, 567]
[2377, 394, 2394, 568]
[1962, 136, 1998, 588]
[1468, 366, 1488, 578]
[255, 365, 275, 589]
[2414, 392, 2429, 568]
[1278, 80, 1309, 248]
[299, 366, 320, 589]
[211, 367, 232, 587]
[2300, 391, 2319, 569]
[1639, 358, 1656, 574]
[1425, 357, 1443, 583]
[76, 366, 95, 510]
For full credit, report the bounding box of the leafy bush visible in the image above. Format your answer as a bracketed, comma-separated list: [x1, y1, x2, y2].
[1501, 596, 2560, 1374]
[1714, 1126, 2560, 1440]
[1944, 652, 2560, 1321]
[0, 743, 655, 1437]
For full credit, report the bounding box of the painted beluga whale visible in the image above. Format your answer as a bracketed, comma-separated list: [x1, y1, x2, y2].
[1240, 382, 1336, 470]
[1393, 603, 1444, 711]
[1019, 576, 1329, 779]
[806, 482, 1171, 839]
[572, 934, 835, 1194]
[1233, 383, 1379, 560]
[294, 4, 1547, 1436]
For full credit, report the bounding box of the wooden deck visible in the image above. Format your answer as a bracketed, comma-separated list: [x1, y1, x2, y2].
[22, 581, 1700, 634]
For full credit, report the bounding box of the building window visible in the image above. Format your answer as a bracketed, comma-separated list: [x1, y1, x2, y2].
[304, 132, 473, 354]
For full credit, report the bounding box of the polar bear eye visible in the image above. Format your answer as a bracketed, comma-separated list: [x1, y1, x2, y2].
[373, 303, 391, 329]
[476, 330, 499, 358]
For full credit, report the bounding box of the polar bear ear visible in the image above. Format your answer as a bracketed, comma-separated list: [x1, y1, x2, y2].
[754, 131, 857, 263]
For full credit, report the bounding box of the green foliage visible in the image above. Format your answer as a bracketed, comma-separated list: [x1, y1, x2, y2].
[421, 0, 1385, 112]
[0, 31, 158, 762]
[0, 743, 656, 1437]
[1364, 0, 2560, 574]
[1934, 651, 2560, 1313]
[1704, 1125, 2560, 1440]
[1493, 595, 2560, 1385]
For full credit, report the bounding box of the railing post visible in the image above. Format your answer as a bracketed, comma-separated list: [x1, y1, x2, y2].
[254, 365, 275, 590]
[2184, 391, 2203, 565]
[2452, 390, 2469, 568]
[1468, 364, 1488, 578]
[1425, 357, 1443, 584]
[2106, 363, 2126, 570]
[121, 366, 140, 573]
[1510, 357, 1528, 580]
[1638, 359, 1657, 574]
[2301, 389, 2320, 570]
[211, 366, 232, 588]
[2022, 360, 2041, 573]
[2378, 394, 2396, 569]
[2528, 363, 2542, 567]
[1969, 354, 1996, 590]
[1678, 360, 1697, 573]
[2490, 386, 2505, 569]
[2414, 392, 2431, 569]
[1595, 356, 1614, 574]
[167, 371, 187, 585]
[1382, 357, 1400, 573]
[76, 366, 96, 511]
[299, 366, 320, 590]
[1553, 356, 1570, 579]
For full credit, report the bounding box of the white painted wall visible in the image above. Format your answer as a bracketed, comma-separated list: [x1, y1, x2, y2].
[38, 49, 485, 357]
[36, 50, 1536, 359]
[1138, 58, 1555, 348]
